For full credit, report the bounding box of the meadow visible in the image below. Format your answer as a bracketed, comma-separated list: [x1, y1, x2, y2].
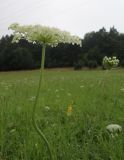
[0, 69, 124, 160]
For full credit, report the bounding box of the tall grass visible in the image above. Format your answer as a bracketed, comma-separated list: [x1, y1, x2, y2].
[0, 69, 124, 159]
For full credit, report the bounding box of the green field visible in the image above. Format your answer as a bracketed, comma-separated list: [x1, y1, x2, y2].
[0, 69, 124, 160]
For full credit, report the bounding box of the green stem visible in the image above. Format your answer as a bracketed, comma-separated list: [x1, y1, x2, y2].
[32, 44, 53, 160]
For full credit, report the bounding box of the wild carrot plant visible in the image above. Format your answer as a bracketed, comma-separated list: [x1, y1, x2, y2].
[9, 23, 81, 159]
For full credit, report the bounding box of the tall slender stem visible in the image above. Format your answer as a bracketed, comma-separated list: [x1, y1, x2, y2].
[32, 44, 53, 160]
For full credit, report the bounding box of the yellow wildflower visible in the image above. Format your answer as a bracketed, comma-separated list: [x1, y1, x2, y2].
[67, 105, 72, 116]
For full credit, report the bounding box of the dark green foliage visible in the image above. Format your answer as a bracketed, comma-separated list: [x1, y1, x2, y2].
[82, 27, 124, 67]
[84, 46, 101, 66]
[87, 60, 98, 68]
[73, 60, 84, 70]
[9, 47, 34, 70]
[120, 60, 124, 67]
[0, 47, 34, 70]
[0, 36, 40, 71]
[46, 43, 82, 68]
[0, 26, 124, 71]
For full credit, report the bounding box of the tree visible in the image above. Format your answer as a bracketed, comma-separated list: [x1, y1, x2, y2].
[9, 47, 34, 70]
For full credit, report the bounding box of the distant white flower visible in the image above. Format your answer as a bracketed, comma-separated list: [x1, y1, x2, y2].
[102, 56, 119, 69]
[55, 89, 59, 92]
[67, 93, 71, 96]
[10, 128, 16, 133]
[45, 106, 50, 110]
[35, 143, 38, 147]
[56, 95, 60, 98]
[80, 85, 84, 88]
[29, 96, 36, 101]
[52, 123, 56, 127]
[106, 124, 122, 133]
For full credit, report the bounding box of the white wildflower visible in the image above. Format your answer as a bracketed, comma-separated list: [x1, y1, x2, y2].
[9, 23, 82, 47]
[29, 96, 36, 101]
[35, 143, 38, 147]
[80, 85, 84, 88]
[55, 89, 59, 92]
[102, 56, 119, 69]
[10, 129, 16, 133]
[106, 124, 122, 133]
[56, 95, 60, 98]
[67, 93, 71, 96]
[45, 106, 50, 110]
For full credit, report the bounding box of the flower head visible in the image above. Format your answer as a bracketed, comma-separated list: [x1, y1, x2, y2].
[9, 23, 82, 47]
[102, 56, 119, 69]
[106, 124, 122, 133]
[67, 104, 72, 116]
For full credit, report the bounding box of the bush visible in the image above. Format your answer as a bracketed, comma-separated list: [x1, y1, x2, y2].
[87, 60, 98, 68]
[73, 60, 84, 70]
[120, 60, 124, 67]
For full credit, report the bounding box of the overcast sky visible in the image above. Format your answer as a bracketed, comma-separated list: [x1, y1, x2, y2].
[0, 0, 124, 38]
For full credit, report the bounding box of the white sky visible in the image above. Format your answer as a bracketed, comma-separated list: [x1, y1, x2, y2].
[0, 0, 124, 38]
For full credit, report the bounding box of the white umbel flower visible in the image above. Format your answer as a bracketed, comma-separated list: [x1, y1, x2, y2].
[102, 56, 119, 69]
[9, 23, 82, 47]
[106, 124, 122, 133]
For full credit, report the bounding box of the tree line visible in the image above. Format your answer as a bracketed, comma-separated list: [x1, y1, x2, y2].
[0, 26, 124, 71]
